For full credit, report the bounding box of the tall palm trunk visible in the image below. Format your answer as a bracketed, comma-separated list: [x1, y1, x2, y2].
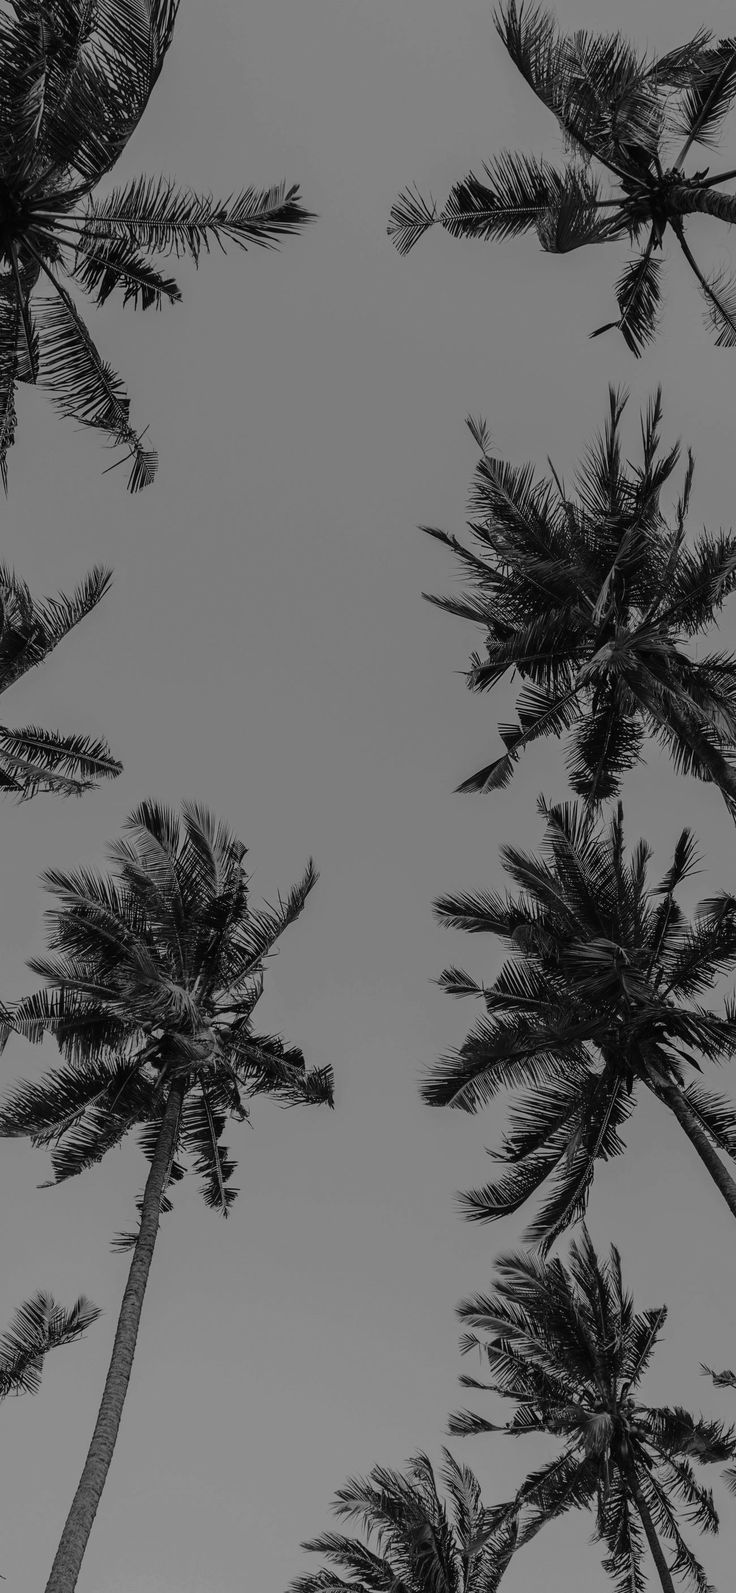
[656, 1079, 736, 1222]
[670, 186, 736, 224]
[44, 1077, 186, 1593]
[624, 1464, 677, 1593]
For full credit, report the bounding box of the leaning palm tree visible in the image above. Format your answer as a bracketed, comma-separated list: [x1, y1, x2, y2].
[0, 0, 314, 490]
[0, 798, 334, 1593]
[390, 3, 736, 354]
[449, 1230, 736, 1593]
[425, 796, 736, 1244]
[0, 560, 120, 796]
[417, 388, 736, 812]
[288, 1448, 519, 1593]
[0, 1290, 100, 1399]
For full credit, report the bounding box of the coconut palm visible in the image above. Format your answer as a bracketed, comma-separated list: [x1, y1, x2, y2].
[389, 3, 736, 354]
[289, 1448, 519, 1593]
[0, 1289, 100, 1399]
[0, 798, 334, 1593]
[450, 1230, 736, 1593]
[418, 388, 736, 812]
[424, 796, 736, 1244]
[0, 0, 314, 490]
[0, 560, 120, 796]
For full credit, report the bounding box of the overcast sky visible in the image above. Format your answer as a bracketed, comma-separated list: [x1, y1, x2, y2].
[3, 1, 736, 1589]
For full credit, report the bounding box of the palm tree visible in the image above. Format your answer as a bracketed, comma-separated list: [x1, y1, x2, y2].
[288, 1448, 519, 1593]
[0, 1290, 100, 1399]
[424, 797, 736, 1244]
[0, 0, 315, 490]
[449, 1229, 736, 1593]
[0, 560, 120, 796]
[0, 798, 335, 1593]
[416, 388, 736, 812]
[389, 3, 736, 354]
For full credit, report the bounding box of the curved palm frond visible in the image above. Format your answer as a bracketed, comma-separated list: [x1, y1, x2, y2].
[0, 1290, 100, 1398]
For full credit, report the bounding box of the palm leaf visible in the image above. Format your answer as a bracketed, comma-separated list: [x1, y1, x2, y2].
[591, 242, 662, 355]
[386, 185, 439, 255]
[81, 177, 315, 261]
[0, 1291, 101, 1398]
[33, 286, 156, 490]
[442, 151, 567, 242]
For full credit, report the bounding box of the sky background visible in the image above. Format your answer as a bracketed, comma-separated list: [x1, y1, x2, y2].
[3, 0, 736, 1589]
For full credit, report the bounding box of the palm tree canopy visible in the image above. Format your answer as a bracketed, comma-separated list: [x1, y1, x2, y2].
[0, 799, 334, 1242]
[0, 0, 315, 489]
[425, 796, 736, 1245]
[0, 1289, 100, 1398]
[289, 1448, 518, 1593]
[421, 389, 736, 808]
[449, 1229, 736, 1593]
[389, 2, 736, 353]
[0, 560, 120, 797]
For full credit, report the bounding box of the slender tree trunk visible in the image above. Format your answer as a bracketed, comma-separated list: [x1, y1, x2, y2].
[656, 1078, 736, 1221]
[44, 1077, 186, 1593]
[669, 186, 736, 224]
[625, 1465, 677, 1593]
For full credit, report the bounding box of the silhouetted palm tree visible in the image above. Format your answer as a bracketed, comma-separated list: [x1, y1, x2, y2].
[0, 799, 334, 1593]
[0, 560, 119, 796]
[417, 389, 736, 812]
[0, 0, 314, 488]
[289, 1448, 518, 1593]
[450, 1230, 736, 1593]
[425, 797, 736, 1243]
[390, 3, 736, 354]
[0, 1289, 100, 1399]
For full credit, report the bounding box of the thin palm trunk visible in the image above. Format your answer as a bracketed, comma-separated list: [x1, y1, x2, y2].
[670, 186, 736, 223]
[624, 1464, 677, 1593]
[657, 1079, 736, 1221]
[44, 1077, 186, 1593]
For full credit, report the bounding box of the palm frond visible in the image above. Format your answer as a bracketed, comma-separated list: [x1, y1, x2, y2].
[442, 152, 567, 243]
[34, 288, 156, 490]
[387, 185, 438, 255]
[74, 238, 182, 310]
[0, 1291, 101, 1398]
[82, 178, 315, 261]
[0, 723, 121, 798]
[591, 243, 662, 355]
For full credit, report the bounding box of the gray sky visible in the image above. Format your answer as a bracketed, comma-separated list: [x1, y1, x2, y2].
[2, 1, 736, 1589]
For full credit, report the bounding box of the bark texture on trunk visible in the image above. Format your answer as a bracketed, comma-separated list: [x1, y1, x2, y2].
[44, 1077, 186, 1593]
[657, 1078, 736, 1221]
[670, 185, 736, 223]
[625, 1465, 678, 1593]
